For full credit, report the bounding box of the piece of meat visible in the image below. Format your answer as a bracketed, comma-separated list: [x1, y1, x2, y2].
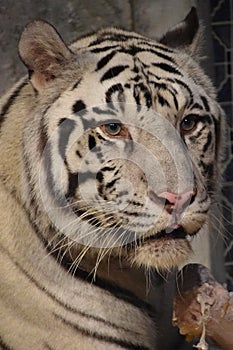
[173, 264, 233, 350]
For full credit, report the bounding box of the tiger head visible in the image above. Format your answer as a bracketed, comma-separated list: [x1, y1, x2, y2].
[19, 8, 223, 271]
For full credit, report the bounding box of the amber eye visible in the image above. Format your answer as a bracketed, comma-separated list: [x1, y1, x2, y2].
[180, 115, 198, 133]
[104, 123, 122, 136]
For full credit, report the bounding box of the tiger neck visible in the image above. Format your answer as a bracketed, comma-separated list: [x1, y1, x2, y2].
[54, 247, 151, 302]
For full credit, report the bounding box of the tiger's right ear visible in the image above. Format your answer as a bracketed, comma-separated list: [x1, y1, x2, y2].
[18, 20, 72, 92]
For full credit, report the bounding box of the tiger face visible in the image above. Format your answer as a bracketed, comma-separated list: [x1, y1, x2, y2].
[19, 9, 223, 271]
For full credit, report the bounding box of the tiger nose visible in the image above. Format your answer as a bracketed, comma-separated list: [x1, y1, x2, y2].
[149, 189, 196, 215]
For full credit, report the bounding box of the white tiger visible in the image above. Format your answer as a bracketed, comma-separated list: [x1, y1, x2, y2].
[0, 8, 224, 350]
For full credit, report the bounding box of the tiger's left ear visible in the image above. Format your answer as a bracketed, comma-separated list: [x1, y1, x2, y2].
[159, 7, 201, 57]
[19, 20, 72, 92]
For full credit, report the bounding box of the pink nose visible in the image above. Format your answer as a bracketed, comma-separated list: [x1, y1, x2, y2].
[149, 189, 196, 215]
[158, 190, 196, 214]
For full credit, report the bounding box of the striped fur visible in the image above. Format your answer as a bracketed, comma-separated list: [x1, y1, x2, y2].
[0, 8, 224, 350]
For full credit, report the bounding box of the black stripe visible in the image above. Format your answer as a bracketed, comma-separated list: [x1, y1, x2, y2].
[0, 336, 13, 350]
[65, 170, 100, 199]
[141, 47, 174, 62]
[66, 170, 99, 198]
[132, 83, 152, 109]
[137, 83, 152, 109]
[203, 131, 212, 153]
[88, 134, 96, 150]
[96, 171, 104, 182]
[105, 177, 119, 189]
[58, 119, 76, 159]
[72, 206, 103, 227]
[133, 87, 141, 109]
[92, 107, 116, 116]
[150, 81, 167, 90]
[76, 149, 82, 158]
[128, 200, 143, 207]
[173, 78, 194, 105]
[101, 65, 128, 82]
[91, 45, 120, 53]
[38, 114, 49, 157]
[96, 51, 117, 71]
[196, 114, 212, 124]
[66, 172, 79, 198]
[157, 94, 170, 107]
[213, 113, 221, 159]
[124, 211, 149, 217]
[71, 78, 82, 90]
[40, 136, 67, 209]
[172, 92, 179, 110]
[0, 79, 28, 128]
[200, 95, 210, 112]
[42, 140, 59, 200]
[150, 81, 178, 109]
[189, 125, 207, 142]
[200, 161, 214, 178]
[125, 46, 175, 63]
[55, 313, 150, 350]
[190, 102, 204, 111]
[72, 100, 87, 115]
[152, 62, 182, 76]
[105, 83, 124, 104]
[199, 193, 209, 204]
[101, 165, 116, 172]
[137, 40, 174, 53]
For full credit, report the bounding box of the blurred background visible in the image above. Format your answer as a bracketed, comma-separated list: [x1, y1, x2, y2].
[0, 0, 232, 346]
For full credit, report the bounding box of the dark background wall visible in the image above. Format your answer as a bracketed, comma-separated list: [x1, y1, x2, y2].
[209, 0, 233, 291]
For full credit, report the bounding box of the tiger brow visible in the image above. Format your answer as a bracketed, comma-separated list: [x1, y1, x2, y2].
[92, 107, 117, 116]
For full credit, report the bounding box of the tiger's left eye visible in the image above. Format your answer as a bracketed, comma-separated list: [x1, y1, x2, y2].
[104, 123, 122, 136]
[180, 115, 198, 133]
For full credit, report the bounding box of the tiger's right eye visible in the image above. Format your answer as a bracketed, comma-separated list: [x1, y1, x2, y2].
[100, 122, 130, 139]
[104, 123, 122, 136]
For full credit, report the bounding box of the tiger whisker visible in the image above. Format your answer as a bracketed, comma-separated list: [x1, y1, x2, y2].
[90, 225, 131, 281]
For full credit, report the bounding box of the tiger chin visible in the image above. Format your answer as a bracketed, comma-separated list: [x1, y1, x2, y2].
[0, 6, 224, 350]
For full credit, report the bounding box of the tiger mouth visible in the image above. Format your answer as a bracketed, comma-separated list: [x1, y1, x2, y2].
[125, 226, 198, 250]
[142, 226, 193, 243]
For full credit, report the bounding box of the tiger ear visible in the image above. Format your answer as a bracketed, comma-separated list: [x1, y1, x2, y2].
[159, 7, 200, 57]
[18, 20, 72, 92]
